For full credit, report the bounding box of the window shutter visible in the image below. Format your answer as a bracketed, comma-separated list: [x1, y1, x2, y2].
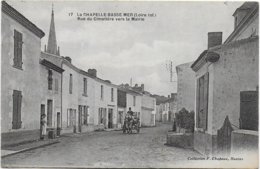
[13, 30, 18, 67]
[202, 72, 209, 130]
[17, 91, 22, 128]
[69, 74, 73, 94]
[18, 32, 23, 67]
[12, 90, 22, 129]
[196, 78, 200, 128]
[55, 79, 58, 91]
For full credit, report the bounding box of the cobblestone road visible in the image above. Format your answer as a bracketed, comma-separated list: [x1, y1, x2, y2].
[2, 123, 202, 168]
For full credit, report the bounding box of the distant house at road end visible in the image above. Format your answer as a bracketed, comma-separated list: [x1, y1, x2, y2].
[176, 62, 196, 112]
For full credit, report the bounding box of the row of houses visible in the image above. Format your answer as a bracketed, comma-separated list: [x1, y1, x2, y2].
[1, 1, 156, 146]
[174, 2, 258, 156]
[155, 93, 177, 123]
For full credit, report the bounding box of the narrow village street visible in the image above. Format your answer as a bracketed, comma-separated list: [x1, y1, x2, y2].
[2, 123, 201, 168]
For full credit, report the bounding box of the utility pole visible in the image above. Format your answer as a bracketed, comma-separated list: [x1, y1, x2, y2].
[165, 60, 174, 82]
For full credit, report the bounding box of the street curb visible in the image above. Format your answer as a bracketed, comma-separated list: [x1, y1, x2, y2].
[1, 140, 60, 158]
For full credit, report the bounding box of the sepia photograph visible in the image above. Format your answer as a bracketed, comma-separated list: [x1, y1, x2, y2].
[1, 0, 259, 168]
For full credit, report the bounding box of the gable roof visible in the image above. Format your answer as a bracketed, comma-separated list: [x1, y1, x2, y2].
[233, 2, 258, 16]
[2, 1, 45, 38]
[40, 59, 64, 73]
[225, 2, 258, 44]
[190, 50, 208, 71]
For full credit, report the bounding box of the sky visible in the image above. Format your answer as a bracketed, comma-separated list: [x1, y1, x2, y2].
[6, 0, 243, 96]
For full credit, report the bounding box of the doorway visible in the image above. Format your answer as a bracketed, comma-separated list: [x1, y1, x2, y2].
[78, 105, 82, 133]
[57, 112, 61, 136]
[47, 100, 53, 127]
[108, 109, 113, 129]
[40, 104, 45, 138]
[240, 91, 258, 131]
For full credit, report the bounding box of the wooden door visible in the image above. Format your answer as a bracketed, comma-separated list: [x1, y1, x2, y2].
[108, 109, 113, 128]
[240, 91, 258, 131]
[12, 90, 22, 129]
[40, 104, 45, 138]
[57, 112, 61, 128]
[78, 106, 82, 132]
[47, 100, 53, 127]
[103, 108, 107, 128]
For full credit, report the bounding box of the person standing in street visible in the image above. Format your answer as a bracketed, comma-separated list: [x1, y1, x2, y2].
[40, 114, 47, 140]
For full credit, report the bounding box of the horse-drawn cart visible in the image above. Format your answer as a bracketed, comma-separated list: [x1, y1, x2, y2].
[122, 114, 140, 134]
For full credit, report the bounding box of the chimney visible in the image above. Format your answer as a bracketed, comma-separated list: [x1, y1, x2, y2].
[88, 69, 97, 77]
[44, 45, 47, 52]
[64, 56, 72, 63]
[208, 32, 222, 49]
[168, 95, 170, 98]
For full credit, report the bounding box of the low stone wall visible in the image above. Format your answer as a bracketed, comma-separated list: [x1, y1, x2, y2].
[166, 132, 193, 149]
[231, 129, 258, 155]
[1, 129, 40, 147]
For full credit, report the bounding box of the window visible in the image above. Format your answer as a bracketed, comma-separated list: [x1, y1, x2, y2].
[12, 90, 22, 129]
[67, 108, 76, 127]
[13, 30, 23, 69]
[48, 70, 53, 90]
[78, 105, 89, 125]
[111, 88, 114, 102]
[83, 78, 87, 95]
[98, 108, 106, 124]
[101, 85, 104, 100]
[47, 100, 53, 127]
[133, 96, 136, 106]
[196, 72, 209, 130]
[54, 79, 58, 92]
[69, 74, 73, 94]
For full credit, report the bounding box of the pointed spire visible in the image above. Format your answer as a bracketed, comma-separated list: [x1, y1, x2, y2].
[47, 4, 58, 55]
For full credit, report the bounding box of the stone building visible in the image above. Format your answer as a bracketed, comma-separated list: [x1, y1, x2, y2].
[93, 77, 118, 129]
[40, 53, 63, 135]
[126, 89, 142, 124]
[117, 84, 142, 127]
[1, 1, 45, 145]
[176, 62, 196, 112]
[132, 84, 156, 127]
[155, 93, 177, 123]
[191, 2, 258, 155]
[40, 7, 64, 136]
[117, 88, 127, 128]
[141, 93, 156, 127]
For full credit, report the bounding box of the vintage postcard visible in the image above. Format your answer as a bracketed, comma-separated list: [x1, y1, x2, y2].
[1, 0, 259, 168]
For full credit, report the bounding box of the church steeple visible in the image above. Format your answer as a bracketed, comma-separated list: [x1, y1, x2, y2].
[47, 4, 59, 56]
